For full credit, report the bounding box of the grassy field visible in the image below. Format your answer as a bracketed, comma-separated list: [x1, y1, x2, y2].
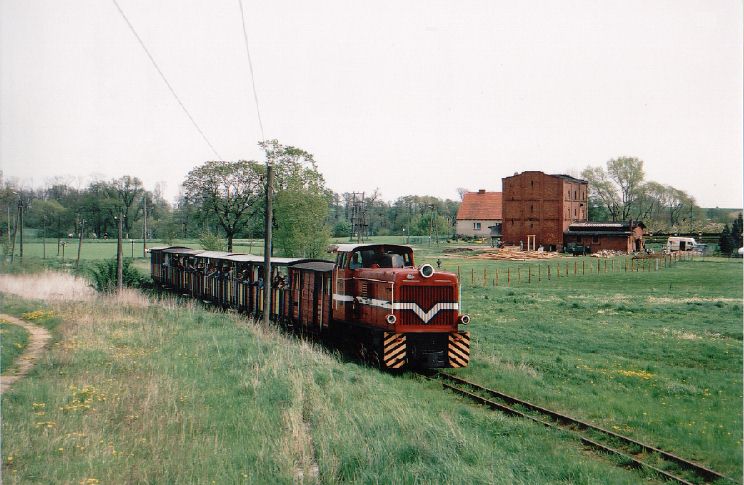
[1, 241, 741, 482]
[444, 257, 743, 477]
[0, 321, 29, 373]
[1, 292, 648, 484]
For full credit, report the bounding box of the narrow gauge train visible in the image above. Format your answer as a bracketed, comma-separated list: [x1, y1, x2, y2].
[150, 243, 470, 369]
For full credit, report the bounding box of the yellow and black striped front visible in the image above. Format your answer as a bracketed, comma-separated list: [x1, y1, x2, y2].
[383, 332, 407, 369]
[448, 332, 470, 368]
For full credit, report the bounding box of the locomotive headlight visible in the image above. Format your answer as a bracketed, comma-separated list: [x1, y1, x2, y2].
[459, 314, 471, 325]
[386, 313, 397, 325]
[419, 264, 435, 278]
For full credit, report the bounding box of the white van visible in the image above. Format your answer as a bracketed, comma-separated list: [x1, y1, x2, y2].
[666, 236, 697, 252]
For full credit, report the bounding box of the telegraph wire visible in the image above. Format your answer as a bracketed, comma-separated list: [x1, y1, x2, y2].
[237, 0, 266, 142]
[111, 0, 223, 159]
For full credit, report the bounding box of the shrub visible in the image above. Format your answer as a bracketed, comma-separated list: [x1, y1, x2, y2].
[198, 231, 226, 251]
[88, 258, 148, 292]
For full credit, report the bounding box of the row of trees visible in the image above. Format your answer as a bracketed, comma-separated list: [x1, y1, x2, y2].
[581, 157, 704, 232]
[3, 152, 740, 260]
[0, 173, 172, 248]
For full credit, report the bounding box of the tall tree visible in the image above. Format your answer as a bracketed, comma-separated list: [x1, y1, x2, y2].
[731, 213, 743, 249]
[183, 160, 264, 252]
[260, 140, 331, 258]
[112, 176, 144, 238]
[719, 224, 735, 256]
[606, 156, 645, 220]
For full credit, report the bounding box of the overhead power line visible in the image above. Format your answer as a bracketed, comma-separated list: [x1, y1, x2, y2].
[111, 0, 223, 159]
[237, 0, 266, 142]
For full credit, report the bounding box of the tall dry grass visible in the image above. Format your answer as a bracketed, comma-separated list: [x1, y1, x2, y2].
[0, 271, 96, 302]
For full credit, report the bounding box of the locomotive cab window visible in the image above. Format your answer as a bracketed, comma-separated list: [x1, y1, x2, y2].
[350, 246, 413, 269]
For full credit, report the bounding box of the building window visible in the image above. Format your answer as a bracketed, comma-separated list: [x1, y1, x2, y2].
[473, 222, 481, 230]
[592, 235, 599, 244]
[531, 180, 534, 188]
[574, 208, 577, 217]
[574, 191, 577, 200]
[530, 204, 534, 212]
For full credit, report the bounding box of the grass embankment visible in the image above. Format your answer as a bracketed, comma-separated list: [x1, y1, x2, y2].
[450, 257, 743, 477]
[1, 291, 645, 484]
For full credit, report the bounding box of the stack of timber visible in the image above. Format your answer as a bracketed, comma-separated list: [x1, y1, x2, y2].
[472, 248, 561, 261]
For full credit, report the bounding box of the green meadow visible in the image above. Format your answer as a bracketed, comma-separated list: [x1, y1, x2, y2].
[1, 242, 741, 483]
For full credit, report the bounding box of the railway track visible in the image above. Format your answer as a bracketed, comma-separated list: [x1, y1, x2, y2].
[424, 372, 736, 485]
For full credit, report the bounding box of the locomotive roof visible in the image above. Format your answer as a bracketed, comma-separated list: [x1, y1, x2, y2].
[331, 243, 413, 253]
[290, 261, 336, 272]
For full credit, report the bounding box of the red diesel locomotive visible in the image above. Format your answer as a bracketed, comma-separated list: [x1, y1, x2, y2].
[150, 243, 470, 369]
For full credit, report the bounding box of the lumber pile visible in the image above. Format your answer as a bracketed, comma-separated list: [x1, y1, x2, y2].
[590, 250, 626, 258]
[471, 248, 561, 261]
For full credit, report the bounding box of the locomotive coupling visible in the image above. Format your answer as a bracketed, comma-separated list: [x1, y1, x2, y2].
[419, 264, 435, 278]
[458, 314, 471, 325]
[386, 313, 397, 325]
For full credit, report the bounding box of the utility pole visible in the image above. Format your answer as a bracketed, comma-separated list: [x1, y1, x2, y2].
[6, 206, 11, 248]
[18, 199, 24, 259]
[75, 216, 84, 269]
[9, 205, 17, 263]
[117, 213, 124, 291]
[42, 215, 46, 259]
[262, 164, 273, 327]
[142, 195, 147, 257]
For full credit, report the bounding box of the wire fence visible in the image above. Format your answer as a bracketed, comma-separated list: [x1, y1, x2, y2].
[454, 251, 697, 288]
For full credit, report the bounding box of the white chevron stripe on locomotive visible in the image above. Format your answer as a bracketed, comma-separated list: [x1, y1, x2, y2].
[333, 294, 458, 324]
[392, 302, 459, 323]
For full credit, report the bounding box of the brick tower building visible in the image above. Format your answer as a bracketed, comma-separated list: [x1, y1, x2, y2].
[501, 171, 588, 251]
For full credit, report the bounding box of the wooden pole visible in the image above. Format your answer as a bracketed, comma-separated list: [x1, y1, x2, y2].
[528, 266, 531, 284]
[18, 200, 23, 260]
[142, 195, 148, 257]
[263, 163, 274, 327]
[116, 213, 124, 291]
[507, 267, 510, 286]
[9, 205, 17, 263]
[75, 218, 84, 269]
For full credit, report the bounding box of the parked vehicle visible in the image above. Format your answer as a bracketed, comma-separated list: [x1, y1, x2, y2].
[666, 237, 698, 252]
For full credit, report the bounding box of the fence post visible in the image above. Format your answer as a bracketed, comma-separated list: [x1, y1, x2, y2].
[548, 265, 551, 280]
[471, 268, 474, 285]
[582, 260, 585, 275]
[483, 267, 487, 286]
[495, 269, 498, 286]
[507, 267, 510, 286]
[557, 262, 560, 278]
[539, 264, 541, 282]
[518, 266, 521, 283]
[528, 266, 532, 284]
[574, 260, 577, 275]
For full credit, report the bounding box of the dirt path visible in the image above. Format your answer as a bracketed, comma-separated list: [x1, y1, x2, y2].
[0, 314, 52, 394]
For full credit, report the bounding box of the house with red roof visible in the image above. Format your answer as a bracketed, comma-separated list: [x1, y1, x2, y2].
[455, 190, 503, 238]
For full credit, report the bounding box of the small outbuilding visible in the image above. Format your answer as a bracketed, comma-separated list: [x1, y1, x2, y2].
[564, 221, 646, 253]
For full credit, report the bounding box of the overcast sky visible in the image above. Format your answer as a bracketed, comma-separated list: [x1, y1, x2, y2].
[1, 0, 742, 207]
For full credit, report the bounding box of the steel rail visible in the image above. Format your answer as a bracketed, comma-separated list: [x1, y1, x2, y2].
[428, 372, 736, 485]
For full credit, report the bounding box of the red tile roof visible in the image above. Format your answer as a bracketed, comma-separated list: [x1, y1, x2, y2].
[456, 191, 502, 220]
